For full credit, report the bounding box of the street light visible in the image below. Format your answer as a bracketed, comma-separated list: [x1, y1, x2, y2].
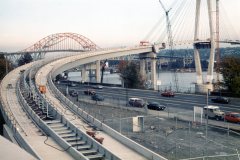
[125, 80, 129, 106]
[157, 60, 160, 92]
[205, 89, 210, 147]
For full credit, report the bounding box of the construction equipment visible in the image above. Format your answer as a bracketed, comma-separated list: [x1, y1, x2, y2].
[158, 0, 179, 91]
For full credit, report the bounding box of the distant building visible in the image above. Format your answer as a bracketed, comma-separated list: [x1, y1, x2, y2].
[183, 56, 193, 66]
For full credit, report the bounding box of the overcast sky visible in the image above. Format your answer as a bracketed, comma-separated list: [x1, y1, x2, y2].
[0, 0, 239, 52]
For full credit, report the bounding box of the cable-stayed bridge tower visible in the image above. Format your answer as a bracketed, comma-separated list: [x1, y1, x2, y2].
[194, 0, 216, 93]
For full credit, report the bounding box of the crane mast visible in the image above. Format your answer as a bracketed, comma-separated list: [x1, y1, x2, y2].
[159, 0, 179, 92]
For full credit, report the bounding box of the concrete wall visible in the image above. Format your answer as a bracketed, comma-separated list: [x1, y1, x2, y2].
[48, 75, 167, 160]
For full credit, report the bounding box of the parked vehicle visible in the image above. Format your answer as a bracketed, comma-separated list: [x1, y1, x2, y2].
[84, 89, 96, 95]
[161, 91, 175, 97]
[224, 112, 240, 123]
[147, 102, 166, 111]
[69, 90, 78, 97]
[91, 94, 104, 101]
[92, 85, 104, 89]
[203, 105, 224, 120]
[68, 82, 77, 87]
[128, 98, 145, 107]
[211, 96, 230, 104]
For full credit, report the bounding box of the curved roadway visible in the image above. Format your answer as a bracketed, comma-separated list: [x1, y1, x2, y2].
[35, 46, 166, 160]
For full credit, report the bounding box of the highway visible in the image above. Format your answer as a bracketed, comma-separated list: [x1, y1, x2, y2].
[55, 82, 240, 160]
[56, 83, 240, 113]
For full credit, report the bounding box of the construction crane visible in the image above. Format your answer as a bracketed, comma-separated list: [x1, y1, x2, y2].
[158, 0, 179, 92]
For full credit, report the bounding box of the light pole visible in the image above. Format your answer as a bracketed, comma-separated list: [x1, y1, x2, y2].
[157, 60, 160, 92]
[205, 89, 210, 152]
[125, 80, 128, 106]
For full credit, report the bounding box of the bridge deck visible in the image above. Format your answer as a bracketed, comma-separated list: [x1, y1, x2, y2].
[36, 56, 148, 160]
[0, 63, 75, 160]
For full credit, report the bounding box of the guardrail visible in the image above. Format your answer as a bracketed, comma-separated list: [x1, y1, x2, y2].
[0, 66, 43, 160]
[21, 65, 121, 160]
[48, 72, 167, 160]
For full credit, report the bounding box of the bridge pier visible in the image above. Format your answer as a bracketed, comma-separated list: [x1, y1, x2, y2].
[151, 56, 157, 90]
[139, 52, 157, 90]
[140, 59, 146, 80]
[206, 0, 216, 83]
[193, 0, 215, 93]
[81, 65, 87, 82]
[96, 60, 100, 83]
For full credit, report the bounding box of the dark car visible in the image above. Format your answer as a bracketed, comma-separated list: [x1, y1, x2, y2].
[128, 98, 145, 107]
[224, 112, 240, 123]
[211, 96, 230, 104]
[84, 89, 96, 95]
[69, 90, 78, 97]
[147, 102, 166, 111]
[161, 91, 175, 97]
[91, 94, 104, 101]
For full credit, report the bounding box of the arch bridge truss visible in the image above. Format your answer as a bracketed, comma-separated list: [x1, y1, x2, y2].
[2, 32, 100, 62]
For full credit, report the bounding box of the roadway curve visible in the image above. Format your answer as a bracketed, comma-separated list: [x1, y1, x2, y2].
[0, 61, 76, 160]
[35, 46, 167, 160]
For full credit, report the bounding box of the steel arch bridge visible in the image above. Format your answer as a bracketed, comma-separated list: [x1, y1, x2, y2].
[2, 32, 100, 61]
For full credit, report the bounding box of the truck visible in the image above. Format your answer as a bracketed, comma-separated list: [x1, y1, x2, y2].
[203, 105, 225, 120]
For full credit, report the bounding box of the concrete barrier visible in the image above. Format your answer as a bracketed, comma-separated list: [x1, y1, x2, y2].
[48, 74, 167, 160]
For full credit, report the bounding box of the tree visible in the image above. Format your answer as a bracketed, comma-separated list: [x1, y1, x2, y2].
[0, 55, 13, 80]
[18, 53, 33, 66]
[118, 60, 144, 89]
[220, 56, 240, 96]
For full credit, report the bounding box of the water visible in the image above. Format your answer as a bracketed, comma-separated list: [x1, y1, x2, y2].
[68, 71, 221, 93]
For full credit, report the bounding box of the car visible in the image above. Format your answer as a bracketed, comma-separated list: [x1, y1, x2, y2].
[91, 94, 104, 101]
[68, 82, 77, 87]
[128, 98, 145, 107]
[203, 105, 225, 120]
[161, 91, 175, 97]
[211, 96, 230, 104]
[69, 90, 78, 97]
[84, 89, 96, 95]
[147, 102, 166, 111]
[224, 112, 240, 123]
[92, 85, 104, 89]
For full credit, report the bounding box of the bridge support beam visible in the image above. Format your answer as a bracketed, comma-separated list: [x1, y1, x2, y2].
[96, 60, 100, 83]
[151, 56, 157, 90]
[139, 52, 157, 90]
[194, 49, 203, 84]
[194, 0, 215, 93]
[140, 59, 146, 80]
[81, 65, 87, 82]
[194, 0, 203, 85]
[206, 0, 215, 83]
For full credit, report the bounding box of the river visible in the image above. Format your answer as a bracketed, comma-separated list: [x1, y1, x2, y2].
[68, 71, 221, 93]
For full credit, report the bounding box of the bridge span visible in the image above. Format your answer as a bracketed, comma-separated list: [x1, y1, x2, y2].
[0, 45, 167, 160]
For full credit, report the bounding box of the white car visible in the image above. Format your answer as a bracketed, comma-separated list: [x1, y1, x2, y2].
[203, 105, 224, 120]
[92, 85, 104, 89]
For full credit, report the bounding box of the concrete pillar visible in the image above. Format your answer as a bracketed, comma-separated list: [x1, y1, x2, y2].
[194, 0, 203, 84]
[81, 65, 87, 82]
[207, 0, 215, 83]
[96, 60, 101, 83]
[140, 59, 146, 80]
[194, 49, 203, 84]
[151, 57, 157, 90]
